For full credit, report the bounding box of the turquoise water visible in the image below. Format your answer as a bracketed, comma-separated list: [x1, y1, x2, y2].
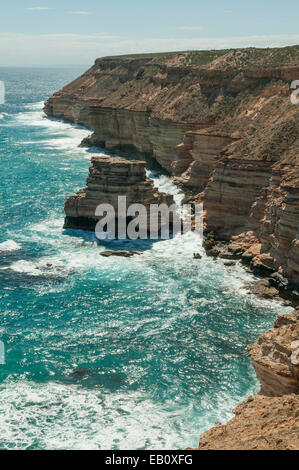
[0, 68, 290, 450]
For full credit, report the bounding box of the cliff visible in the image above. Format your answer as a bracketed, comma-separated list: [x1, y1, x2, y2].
[45, 47, 299, 449]
[197, 309, 299, 450]
[44, 45, 299, 287]
[198, 394, 299, 450]
[64, 155, 174, 234]
[248, 310, 299, 396]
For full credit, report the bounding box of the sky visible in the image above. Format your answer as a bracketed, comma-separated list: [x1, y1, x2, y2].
[0, 0, 298, 66]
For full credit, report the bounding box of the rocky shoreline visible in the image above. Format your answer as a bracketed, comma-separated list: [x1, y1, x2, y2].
[203, 232, 299, 307]
[44, 46, 299, 450]
[197, 308, 299, 450]
[44, 46, 299, 290]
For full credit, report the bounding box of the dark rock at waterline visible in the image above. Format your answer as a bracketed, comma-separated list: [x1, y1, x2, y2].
[269, 272, 291, 290]
[247, 278, 280, 300]
[219, 252, 240, 260]
[203, 236, 216, 252]
[249, 254, 276, 277]
[193, 253, 202, 260]
[262, 273, 299, 306]
[69, 367, 91, 380]
[224, 261, 237, 267]
[100, 250, 142, 258]
[204, 235, 241, 260]
[67, 367, 126, 390]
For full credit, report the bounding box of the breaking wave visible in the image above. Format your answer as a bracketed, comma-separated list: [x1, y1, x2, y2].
[0, 81, 292, 450]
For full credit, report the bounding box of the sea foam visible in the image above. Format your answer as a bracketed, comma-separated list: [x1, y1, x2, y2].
[0, 240, 21, 253]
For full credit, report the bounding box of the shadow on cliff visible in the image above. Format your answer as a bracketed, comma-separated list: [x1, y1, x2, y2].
[83, 142, 169, 174]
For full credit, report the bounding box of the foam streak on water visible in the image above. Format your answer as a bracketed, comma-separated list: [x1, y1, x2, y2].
[0, 240, 21, 253]
[0, 70, 292, 450]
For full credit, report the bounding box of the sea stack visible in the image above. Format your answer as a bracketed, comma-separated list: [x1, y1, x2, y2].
[64, 155, 175, 233]
[44, 49, 299, 287]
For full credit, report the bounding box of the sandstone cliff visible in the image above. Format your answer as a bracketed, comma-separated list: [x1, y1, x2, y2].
[44, 45, 299, 451]
[64, 155, 174, 234]
[198, 394, 299, 450]
[44, 46, 299, 287]
[197, 309, 299, 450]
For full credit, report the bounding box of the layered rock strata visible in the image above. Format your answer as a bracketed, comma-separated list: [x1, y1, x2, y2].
[248, 310, 299, 397]
[64, 155, 175, 234]
[173, 131, 239, 192]
[202, 115, 299, 286]
[45, 46, 299, 287]
[44, 48, 299, 175]
[198, 394, 299, 450]
[44, 46, 299, 451]
[198, 309, 299, 450]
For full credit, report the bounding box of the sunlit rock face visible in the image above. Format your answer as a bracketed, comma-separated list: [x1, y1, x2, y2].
[64, 155, 174, 233]
[197, 309, 299, 450]
[173, 131, 239, 192]
[248, 310, 299, 397]
[45, 47, 299, 285]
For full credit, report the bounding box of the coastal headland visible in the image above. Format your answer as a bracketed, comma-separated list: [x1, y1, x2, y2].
[44, 46, 299, 450]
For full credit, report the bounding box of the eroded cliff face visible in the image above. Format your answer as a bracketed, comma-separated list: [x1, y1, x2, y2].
[198, 394, 299, 450]
[44, 46, 299, 287]
[44, 47, 299, 172]
[248, 310, 299, 397]
[173, 131, 239, 192]
[197, 309, 299, 450]
[45, 46, 299, 451]
[64, 155, 174, 233]
[202, 111, 299, 287]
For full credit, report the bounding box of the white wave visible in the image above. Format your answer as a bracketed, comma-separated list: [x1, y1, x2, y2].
[13, 102, 90, 154]
[15, 109, 69, 131]
[149, 230, 202, 258]
[10, 230, 100, 278]
[0, 112, 10, 120]
[9, 255, 67, 277]
[39, 134, 90, 152]
[18, 114, 90, 154]
[10, 260, 46, 276]
[24, 101, 44, 110]
[29, 217, 64, 235]
[0, 240, 21, 253]
[147, 171, 185, 206]
[0, 379, 236, 450]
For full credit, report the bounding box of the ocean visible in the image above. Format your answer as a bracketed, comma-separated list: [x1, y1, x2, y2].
[0, 67, 291, 450]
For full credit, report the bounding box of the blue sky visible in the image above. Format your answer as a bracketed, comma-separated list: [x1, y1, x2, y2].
[0, 0, 298, 66]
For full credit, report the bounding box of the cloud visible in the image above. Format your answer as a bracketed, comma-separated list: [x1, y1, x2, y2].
[0, 32, 298, 66]
[26, 6, 51, 10]
[70, 11, 90, 15]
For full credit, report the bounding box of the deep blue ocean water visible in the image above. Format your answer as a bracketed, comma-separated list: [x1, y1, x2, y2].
[0, 67, 291, 450]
